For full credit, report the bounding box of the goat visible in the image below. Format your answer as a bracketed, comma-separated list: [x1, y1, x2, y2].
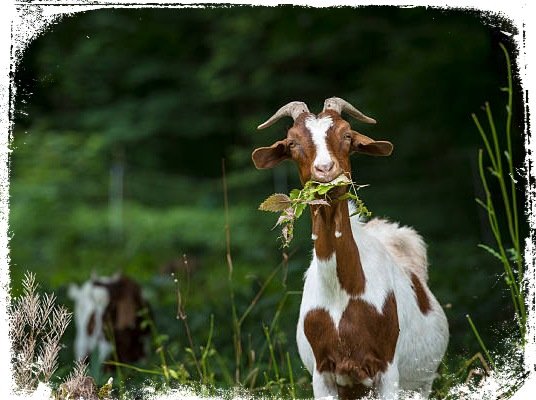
[252, 98, 449, 399]
[68, 273, 149, 366]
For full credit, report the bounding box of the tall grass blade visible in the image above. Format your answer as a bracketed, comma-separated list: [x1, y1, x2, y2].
[466, 314, 496, 370]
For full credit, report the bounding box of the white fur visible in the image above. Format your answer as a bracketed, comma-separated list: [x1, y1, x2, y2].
[363, 217, 429, 282]
[297, 202, 449, 399]
[68, 276, 119, 363]
[306, 116, 334, 171]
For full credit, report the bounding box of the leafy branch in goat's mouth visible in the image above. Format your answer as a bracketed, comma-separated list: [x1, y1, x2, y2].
[258, 174, 371, 247]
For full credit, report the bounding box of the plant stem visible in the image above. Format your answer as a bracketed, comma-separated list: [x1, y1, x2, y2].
[473, 43, 526, 341]
[500, 43, 520, 258]
[174, 278, 202, 380]
[263, 324, 280, 381]
[466, 314, 496, 370]
[238, 259, 283, 327]
[222, 158, 241, 384]
[200, 314, 215, 384]
[286, 352, 296, 399]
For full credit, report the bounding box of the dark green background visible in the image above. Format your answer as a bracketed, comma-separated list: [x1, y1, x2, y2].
[10, 5, 526, 393]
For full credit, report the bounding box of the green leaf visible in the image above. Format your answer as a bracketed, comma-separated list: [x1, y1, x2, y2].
[506, 247, 521, 263]
[259, 193, 292, 212]
[294, 203, 307, 218]
[338, 192, 358, 201]
[259, 174, 370, 247]
[289, 189, 301, 200]
[478, 243, 503, 262]
[317, 185, 332, 195]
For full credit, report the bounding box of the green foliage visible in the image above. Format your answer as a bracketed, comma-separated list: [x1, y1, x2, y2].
[472, 43, 525, 344]
[259, 175, 370, 247]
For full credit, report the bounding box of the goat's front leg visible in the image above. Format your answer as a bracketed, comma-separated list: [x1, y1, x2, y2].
[312, 369, 338, 399]
[378, 362, 400, 400]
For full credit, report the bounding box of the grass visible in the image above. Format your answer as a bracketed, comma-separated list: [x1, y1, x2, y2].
[468, 42, 525, 370]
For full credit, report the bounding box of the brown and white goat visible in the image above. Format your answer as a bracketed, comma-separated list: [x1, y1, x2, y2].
[252, 98, 449, 399]
[68, 274, 149, 366]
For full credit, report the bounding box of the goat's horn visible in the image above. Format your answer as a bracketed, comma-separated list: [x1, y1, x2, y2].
[257, 101, 310, 130]
[323, 97, 377, 124]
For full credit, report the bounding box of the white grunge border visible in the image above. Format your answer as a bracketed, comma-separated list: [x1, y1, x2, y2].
[0, 0, 534, 399]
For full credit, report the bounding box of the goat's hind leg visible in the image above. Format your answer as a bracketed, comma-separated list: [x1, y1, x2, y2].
[312, 369, 338, 399]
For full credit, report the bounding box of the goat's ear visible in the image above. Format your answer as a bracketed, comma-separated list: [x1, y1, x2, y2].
[252, 139, 290, 169]
[351, 131, 393, 156]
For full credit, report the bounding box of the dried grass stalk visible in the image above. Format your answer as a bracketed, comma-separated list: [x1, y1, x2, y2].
[9, 272, 72, 392]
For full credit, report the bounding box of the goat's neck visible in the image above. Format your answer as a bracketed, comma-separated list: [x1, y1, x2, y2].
[311, 200, 365, 296]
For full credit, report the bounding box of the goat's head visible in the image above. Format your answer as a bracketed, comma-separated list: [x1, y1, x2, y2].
[252, 97, 393, 189]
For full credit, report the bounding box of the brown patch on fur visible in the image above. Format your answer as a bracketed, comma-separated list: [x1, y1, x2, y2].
[312, 201, 365, 296]
[86, 312, 96, 336]
[338, 293, 399, 370]
[303, 308, 338, 373]
[411, 273, 431, 314]
[304, 292, 399, 398]
[95, 276, 149, 363]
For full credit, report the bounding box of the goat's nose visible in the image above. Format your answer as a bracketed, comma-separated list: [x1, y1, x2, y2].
[314, 161, 335, 174]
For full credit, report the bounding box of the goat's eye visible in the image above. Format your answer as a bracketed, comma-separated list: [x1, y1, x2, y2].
[288, 140, 297, 149]
[343, 133, 352, 141]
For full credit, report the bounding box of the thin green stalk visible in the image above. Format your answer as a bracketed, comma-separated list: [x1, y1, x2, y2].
[485, 102, 502, 175]
[173, 277, 203, 380]
[466, 314, 496, 370]
[263, 324, 280, 381]
[268, 290, 302, 334]
[486, 102, 518, 256]
[286, 352, 296, 400]
[472, 114, 497, 171]
[238, 261, 283, 327]
[222, 158, 241, 383]
[141, 308, 171, 384]
[478, 151, 523, 326]
[500, 43, 520, 252]
[105, 323, 125, 398]
[254, 290, 302, 370]
[104, 361, 164, 376]
[473, 43, 526, 342]
[200, 314, 215, 384]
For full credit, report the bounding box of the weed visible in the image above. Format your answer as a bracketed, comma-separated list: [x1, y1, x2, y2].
[10, 271, 72, 392]
[472, 43, 526, 343]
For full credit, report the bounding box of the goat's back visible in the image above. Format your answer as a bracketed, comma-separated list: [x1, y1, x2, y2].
[361, 217, 429, 282]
